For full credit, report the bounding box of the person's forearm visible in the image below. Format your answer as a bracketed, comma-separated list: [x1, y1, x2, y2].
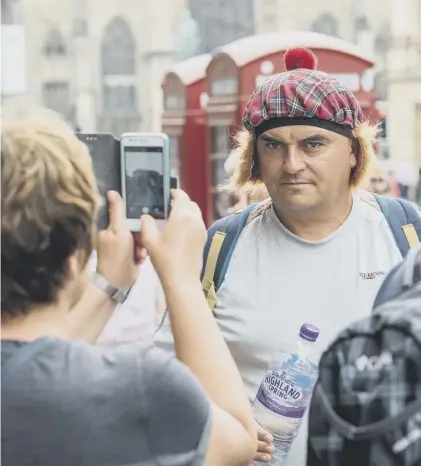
[65, 283, 117, 343]
[163, 278, 255, 442]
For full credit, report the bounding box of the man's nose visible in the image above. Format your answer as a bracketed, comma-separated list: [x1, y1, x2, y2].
[282, 146, 306, 175]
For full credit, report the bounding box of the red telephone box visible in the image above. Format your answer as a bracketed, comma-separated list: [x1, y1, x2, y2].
[161, 54, 211, 215]
[205, 31, 377, 224]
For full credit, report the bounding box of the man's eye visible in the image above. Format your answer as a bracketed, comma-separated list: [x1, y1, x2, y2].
[304, 141, 323, 149]
[265, 141, 281, 150]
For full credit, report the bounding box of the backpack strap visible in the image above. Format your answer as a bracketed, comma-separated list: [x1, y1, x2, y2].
[372, 193, 421, 257]
[201, 231, 226, 310]
[201, 203, 259, 310]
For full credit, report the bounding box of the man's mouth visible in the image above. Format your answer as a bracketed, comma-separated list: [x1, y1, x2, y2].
[280, 181, 311, 185]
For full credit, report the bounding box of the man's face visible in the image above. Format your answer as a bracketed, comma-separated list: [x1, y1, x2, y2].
[256, 125, 356, 212]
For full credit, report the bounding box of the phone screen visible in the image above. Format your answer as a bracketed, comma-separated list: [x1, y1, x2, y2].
[124, 146, 165, 219]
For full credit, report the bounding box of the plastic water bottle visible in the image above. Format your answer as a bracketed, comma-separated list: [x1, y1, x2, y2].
[253, 324, 320, 466]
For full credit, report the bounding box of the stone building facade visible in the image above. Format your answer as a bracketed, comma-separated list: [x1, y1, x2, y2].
[387, 0, 421, 166]
[1, 0, 189, 133]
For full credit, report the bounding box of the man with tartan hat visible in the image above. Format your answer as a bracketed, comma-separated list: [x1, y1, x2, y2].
[155, 48, 421, 465]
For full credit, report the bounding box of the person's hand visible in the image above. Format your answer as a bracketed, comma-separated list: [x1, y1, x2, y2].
[96, 191, 142, 289]
[250, 421, 274, 464]
[140, 189, 206, 284]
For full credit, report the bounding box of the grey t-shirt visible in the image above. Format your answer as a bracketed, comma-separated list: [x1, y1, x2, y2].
[1, 337, 211, 466]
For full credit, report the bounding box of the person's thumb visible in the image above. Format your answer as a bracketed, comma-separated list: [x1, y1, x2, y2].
[140, 215, 159, 250]
[107, 191, 125, 233]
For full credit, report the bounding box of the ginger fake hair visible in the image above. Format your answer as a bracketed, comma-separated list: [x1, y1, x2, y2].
[228, 121, 379, 191]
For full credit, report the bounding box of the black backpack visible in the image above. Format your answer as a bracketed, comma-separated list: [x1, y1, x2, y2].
[308, 244, 421, 466]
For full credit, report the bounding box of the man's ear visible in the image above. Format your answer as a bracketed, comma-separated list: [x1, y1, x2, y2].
[350, 138, 359, 168]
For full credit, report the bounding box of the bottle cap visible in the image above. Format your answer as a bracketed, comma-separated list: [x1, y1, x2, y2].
[299, 323, 319, 342]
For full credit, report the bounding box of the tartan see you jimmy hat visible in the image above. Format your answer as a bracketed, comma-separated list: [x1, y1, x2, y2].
[243, 47, 365, 139]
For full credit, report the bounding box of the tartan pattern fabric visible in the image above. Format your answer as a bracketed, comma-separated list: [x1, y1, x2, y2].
[243, 69, 364, 130]
[308, 285, 421, 466]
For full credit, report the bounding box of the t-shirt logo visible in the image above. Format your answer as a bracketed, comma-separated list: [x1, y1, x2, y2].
[359, 271, 387, 280]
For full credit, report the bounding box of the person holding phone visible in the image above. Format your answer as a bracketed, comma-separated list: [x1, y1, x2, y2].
[75, 133, 166, 345]
[1, 108, 256, 466]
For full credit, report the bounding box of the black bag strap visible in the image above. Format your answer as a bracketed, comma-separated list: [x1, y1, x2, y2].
[314, 383, 421, 441]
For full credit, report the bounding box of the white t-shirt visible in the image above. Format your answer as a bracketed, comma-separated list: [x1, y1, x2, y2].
[92, 257, 165, 346]
[154, 191, 404, 466]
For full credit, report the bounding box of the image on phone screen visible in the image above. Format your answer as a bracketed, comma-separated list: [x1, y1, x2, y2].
[124, 146, 165, 220]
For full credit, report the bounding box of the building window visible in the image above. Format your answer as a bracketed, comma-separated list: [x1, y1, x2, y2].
[101, 17, 135, 75]
[211, 126, 229, 154]
[100, 17, 138, 134]
[102, 84, 137, 115]
[74, 19, 88, 36]
[210, 126, 230, 187]
[375, 32, 390, 55]
[311, 13, 339, 37]
[261, 0, 278, 30]
[1, 0, 21, 24]
[188, 0, 255, 52]
[165, 94, 185, 110]
[374, 26, 391, 100]
[375, 27, 391, 68]
[43, 29, 66, 56]
[212, 158, 228, 187]
[168, 135, 180, 177]
[42, 81, 70, 118]
[355, 16, 369, 33]
[211, 77, 238, 96]
[374, 73, 387, 101]
[210, 126, 231, 219]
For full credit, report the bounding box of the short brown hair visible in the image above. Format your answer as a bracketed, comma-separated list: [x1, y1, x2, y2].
[228, 121, 379, 191]
[1, 107, 99, 316]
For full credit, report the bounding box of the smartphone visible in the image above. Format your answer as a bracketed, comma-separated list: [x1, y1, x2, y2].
[76, 133, 121, 230]
[120, 133, 171, 232]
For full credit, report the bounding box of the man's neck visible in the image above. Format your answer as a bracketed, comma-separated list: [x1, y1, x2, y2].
[273, 193, 353, 242]
[1, 306, 69, 342]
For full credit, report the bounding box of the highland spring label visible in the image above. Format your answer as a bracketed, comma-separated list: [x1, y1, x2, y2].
[256, 370, 306, 419]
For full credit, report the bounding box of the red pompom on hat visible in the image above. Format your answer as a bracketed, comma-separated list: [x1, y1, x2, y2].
[284, 47, 318, 71]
